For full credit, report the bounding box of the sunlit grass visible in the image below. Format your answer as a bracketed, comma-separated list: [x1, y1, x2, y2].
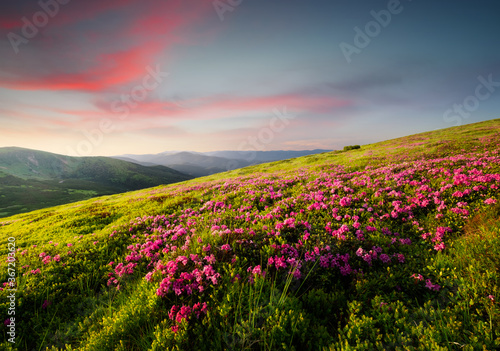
[0, 119, 499, 350]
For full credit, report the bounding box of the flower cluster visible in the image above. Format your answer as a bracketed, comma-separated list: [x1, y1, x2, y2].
[12, 147, 499, 339]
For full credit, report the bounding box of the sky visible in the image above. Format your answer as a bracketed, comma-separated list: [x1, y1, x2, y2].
[0, 0, 499, 156]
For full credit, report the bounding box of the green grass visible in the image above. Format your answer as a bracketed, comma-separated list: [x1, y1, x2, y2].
[0, 118, 499, 350]
[0, 148, 192, 217]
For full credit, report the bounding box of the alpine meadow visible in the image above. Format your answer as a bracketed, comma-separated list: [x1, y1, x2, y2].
[1, 119, 499, 350]
[2, 0, 500, 349]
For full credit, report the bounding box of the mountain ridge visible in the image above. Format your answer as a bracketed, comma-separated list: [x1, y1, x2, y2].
[0, 147, 192, 217]
[112, 149, 332, 176]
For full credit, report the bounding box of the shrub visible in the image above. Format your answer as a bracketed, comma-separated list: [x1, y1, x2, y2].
[343, 145, 361, 151]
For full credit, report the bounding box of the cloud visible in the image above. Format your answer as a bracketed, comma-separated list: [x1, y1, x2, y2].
[328, 73, 403, 94]
[0, 0, 214, 92]
[0, 0, 151, 31]
[92, 92, 353, 122]
[16, 90, 353, 141]
[202, 94, 351, 114]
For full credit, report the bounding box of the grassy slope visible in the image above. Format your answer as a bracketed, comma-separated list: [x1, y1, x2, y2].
[0, 119, 499, 350]
[222, 118, 500, 176]
[0, 148, 192, 217]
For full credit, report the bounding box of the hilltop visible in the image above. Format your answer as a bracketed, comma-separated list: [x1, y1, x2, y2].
[0, 148, 192, 217]
[0, 119, 499, 350]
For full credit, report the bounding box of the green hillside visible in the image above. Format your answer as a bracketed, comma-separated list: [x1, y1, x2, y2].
[0, 148, 192, 217]
[0, 119, 499, 350]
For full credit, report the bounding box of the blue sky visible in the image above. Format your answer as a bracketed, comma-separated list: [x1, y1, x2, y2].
[0, 0, 499, 156]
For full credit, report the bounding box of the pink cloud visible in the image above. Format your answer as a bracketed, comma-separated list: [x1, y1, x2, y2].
[1, 42, 166, 91]
[0, 0, 213, 92]
[14, 92, 351, 136]
[0, 19, 20, 30]
[203, 94, 351, 114]
[87, 93, 352, 122]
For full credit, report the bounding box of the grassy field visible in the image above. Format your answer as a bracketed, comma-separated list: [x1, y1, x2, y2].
[0, 148, 192, 217]
[0, 119, 499, 350]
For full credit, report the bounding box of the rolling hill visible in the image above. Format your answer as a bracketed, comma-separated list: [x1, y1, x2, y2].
[0, 147, 192, 217]
[113, 149, 332, 177]
[0, 119, 499, 350]
[113, 151, 252, 177]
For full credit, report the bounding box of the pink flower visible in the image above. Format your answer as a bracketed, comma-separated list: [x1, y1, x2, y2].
[422, 232, 432, 240]
[434, 242, 445, 251]
[220, 244, 231, 251]
[484, 198, 497, 205]
[411, 273, 424, 281]
[42, 300, 51, 309]
[193, 302, 208, 318]
[176, 305, 192, 323]
[425, 279, 440, 291]
[362, 254, 372, 265]
[339, 197, 351, 207]
[488, 295, 495, 302]
[144, 272, 154, 282]
[395, 253, 405, 263]
[251, 265, 263, 276]
[204, 254, 216, 264]
[283, 218, 296, 228]
[379, 254, 390, 263]
[169, 305, 179, 320]
[176, 256, 188, 265]
[339, 264, 352, 276]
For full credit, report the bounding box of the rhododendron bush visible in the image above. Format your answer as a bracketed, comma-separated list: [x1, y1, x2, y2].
[1, 125, 500, 350]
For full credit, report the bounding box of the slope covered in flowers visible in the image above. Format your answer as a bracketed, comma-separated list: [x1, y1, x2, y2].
[1, 120, 500, 350]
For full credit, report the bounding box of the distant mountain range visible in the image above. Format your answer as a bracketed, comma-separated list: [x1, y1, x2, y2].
[113, 149, 331, 177]
[0, 147, 331, 217]
[0, 147, 192, 217]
